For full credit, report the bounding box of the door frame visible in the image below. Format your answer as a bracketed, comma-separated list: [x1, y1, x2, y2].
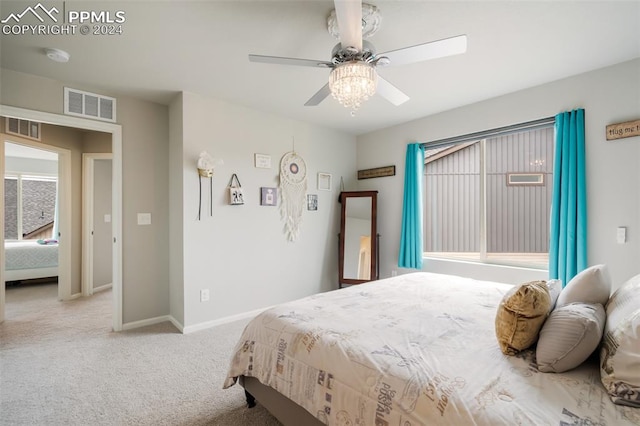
[82, 153, 113, 296]
[2, 135, 71, 301]
[0, 105, 123, 332]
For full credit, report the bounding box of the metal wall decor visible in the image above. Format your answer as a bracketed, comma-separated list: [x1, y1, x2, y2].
[196, 151, 222, 220]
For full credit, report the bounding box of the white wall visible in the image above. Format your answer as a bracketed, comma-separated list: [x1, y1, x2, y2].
[357, 59, 640, 291]
[177, 91, 356, 330]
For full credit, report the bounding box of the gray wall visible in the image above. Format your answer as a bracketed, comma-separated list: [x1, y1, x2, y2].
[2, 69, 355, 331]
[357, 59, 640, 290]
[1, 69, 170, 324]
[176, 91, 356, 330]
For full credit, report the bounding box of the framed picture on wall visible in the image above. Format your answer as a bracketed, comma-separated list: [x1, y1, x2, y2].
[307, 194, 318, 211]
[318, 173, 332, 191]
[260, 187, 277, 206]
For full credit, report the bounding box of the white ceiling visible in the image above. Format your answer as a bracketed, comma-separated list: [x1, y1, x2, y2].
[1, 1, 639, 136]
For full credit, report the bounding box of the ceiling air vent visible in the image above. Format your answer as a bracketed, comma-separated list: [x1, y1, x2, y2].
[64, 87, 116, 122]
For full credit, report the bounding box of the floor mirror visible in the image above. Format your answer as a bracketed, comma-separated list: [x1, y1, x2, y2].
[338, 191, 378, 287]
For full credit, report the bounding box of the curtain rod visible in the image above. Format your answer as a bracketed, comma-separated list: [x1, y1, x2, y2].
[420, 116, 556, 149]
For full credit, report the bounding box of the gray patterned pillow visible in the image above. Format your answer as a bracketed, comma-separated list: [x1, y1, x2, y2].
[536, 303, 605, 373]
[600, 274, 640, 407]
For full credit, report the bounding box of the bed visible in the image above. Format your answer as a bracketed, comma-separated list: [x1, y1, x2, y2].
[224, 272, 639, 425]
[4, 240, 59, 282]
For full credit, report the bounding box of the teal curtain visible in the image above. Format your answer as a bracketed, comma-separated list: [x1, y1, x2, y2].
[549, 109, 587, 286]
[399, 143, 425, 269]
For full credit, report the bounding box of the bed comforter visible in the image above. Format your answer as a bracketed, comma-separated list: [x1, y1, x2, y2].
[5, 240, 58, 271]
[224, 272, 638, 425]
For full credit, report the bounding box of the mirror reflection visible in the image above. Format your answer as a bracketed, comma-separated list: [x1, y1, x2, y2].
[343, 197, 372, 280]
[339, 191, 378, 287]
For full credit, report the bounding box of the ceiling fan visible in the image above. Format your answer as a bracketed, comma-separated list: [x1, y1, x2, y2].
[248, 0, 467, 114]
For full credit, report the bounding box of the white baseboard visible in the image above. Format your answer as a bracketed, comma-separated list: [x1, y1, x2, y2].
[122, 315, 183, 332]
[93, 283, 112, 293]
[120, 308, 270, 334]
[182, 306, 273, 334]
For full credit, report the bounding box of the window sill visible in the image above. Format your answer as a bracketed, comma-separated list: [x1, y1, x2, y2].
[423, 252, 548, 271]
[420, 256, 549, 285]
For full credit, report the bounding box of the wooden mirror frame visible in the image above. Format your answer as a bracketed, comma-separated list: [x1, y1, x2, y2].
[338, 191, 378, 287]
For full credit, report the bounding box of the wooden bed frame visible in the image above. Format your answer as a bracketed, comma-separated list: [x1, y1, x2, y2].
[241, 376, 323, 426]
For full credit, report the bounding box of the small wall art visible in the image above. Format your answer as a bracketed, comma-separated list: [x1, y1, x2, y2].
[307, 194, 318, 211]
[260, 187, 278, 206]
[318, 172, 332, 191]
[254, 153, 271, 168]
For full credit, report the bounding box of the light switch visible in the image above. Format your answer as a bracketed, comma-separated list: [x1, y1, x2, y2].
[137, 213, 151, 225]
[104, 214, 111, 223]
[617, 226, 627, 244]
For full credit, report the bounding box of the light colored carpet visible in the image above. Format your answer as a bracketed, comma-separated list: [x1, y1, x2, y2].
[0, 283, 282, 425]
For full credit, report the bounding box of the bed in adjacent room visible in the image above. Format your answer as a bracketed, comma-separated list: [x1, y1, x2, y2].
[224, 271, 639, 425]
[4, 240, 59, 282]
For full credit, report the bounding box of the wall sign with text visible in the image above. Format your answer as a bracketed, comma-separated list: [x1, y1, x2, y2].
[606, 119, 640, 141]
[357, 165, 396, 180]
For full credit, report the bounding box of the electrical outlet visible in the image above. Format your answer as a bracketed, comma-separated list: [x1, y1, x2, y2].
[391, 269, 398, 277]
[200, 289, 210, 302]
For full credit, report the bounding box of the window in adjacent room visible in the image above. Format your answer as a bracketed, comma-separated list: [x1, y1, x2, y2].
[4, 175, 57, 241]
[423, 123, 554, 269]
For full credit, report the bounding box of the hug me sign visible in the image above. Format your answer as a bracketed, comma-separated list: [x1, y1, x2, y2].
[606, 119, 640, 141]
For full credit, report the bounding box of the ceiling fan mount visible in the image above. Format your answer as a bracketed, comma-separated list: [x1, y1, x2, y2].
[248, 1, 467, 113]
[327, 3, 382, 40]
[329, 40, 387, 67]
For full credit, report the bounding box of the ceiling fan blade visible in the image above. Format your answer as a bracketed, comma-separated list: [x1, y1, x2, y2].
[381, 34, 467, 66]
[249, 54, 334, 68]
[304, 83, 331, 106]
[334, 0, 363, 51]
[377, 77, 410, 106]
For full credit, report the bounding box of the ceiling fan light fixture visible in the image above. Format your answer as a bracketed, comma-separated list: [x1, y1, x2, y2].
[329, 61, 377, 114]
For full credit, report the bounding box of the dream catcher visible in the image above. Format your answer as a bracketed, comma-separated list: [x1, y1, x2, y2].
[279, 151, 307, 241]
[197, 151, 223, 220]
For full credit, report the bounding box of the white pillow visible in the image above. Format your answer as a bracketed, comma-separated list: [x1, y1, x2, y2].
[546, 279, 562, 311]
[600, 273, 640, 407]
[536, 303, 605, 373]
[556, 264, 611, 307]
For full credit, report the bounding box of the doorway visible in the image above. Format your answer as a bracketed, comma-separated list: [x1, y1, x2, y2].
[0, 105, 123, 331]
[82, 154, 113, 296]
[2, 137, 69, 301]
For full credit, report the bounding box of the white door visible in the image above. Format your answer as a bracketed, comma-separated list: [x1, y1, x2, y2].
[82, 154, 113, 295]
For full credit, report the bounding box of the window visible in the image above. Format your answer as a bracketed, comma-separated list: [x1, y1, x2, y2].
[4, 175, 57, 240]
[423, 124, 554, 269]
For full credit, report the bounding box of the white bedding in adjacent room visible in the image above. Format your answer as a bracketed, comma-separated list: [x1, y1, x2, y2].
[224, 272, 639, 425]
[4, 240, 59, 281]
